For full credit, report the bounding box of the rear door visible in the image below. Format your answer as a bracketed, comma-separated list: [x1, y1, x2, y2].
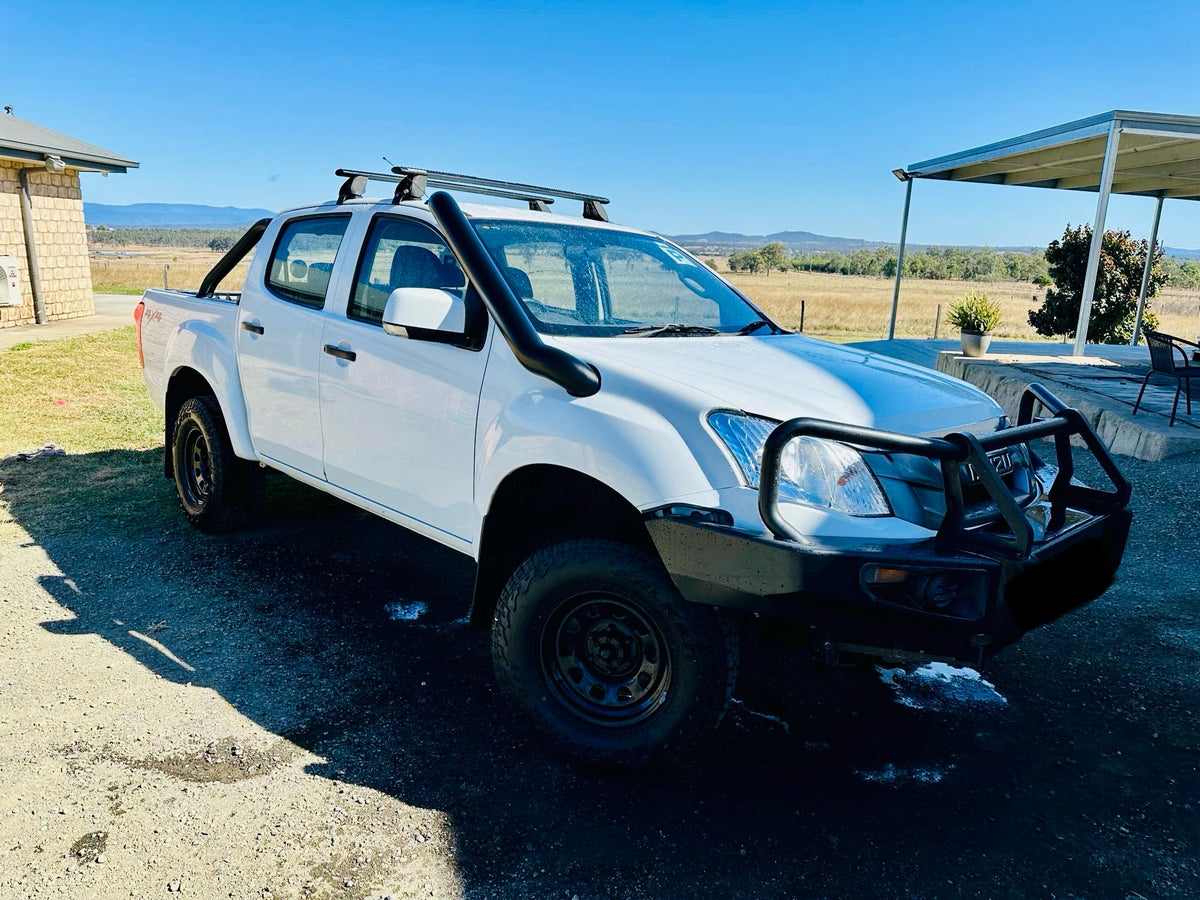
[318, 213, 489, 541]
[237, 213, 352, 477]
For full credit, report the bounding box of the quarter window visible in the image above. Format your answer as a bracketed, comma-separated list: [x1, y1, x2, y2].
[266, 216, 350, 309]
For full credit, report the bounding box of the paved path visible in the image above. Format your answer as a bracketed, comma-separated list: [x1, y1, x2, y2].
[0, 294, 141, 350]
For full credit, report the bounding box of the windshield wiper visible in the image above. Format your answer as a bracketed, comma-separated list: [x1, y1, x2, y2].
[620, 323, 721, 337]
[732, 319, 772, 335]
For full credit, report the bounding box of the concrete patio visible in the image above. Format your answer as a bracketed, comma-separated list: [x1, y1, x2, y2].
[852, 338, 1199, 460]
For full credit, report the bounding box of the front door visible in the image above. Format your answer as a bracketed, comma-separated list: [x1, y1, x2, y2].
[318, 214, 489, 541]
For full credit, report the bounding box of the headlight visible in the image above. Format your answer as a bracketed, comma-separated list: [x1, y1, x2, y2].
[708, 411, 891, 517]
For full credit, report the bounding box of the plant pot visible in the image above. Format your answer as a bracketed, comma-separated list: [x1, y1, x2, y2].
[960, 330, 992, 357]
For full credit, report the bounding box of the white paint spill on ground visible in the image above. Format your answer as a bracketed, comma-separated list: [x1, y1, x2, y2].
[856, 763, 955, 785]
[876, 662, 1008, 711]
[728, 698, 792, 735]
[384, 600, 428, 622]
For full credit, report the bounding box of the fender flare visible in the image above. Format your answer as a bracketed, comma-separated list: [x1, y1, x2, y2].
[163, 320, 255, 460]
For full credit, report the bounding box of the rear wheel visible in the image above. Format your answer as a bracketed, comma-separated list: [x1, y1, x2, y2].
[492, 539, 738, 769]
[171, 395, 264, 532]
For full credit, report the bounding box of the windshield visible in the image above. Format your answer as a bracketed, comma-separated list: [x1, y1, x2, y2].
[472, 219, 777, 336]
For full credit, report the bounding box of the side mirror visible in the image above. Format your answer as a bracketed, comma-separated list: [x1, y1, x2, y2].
[382, 288, 468, 344]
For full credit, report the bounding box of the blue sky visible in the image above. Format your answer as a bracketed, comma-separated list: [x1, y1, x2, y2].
[8, 0, 1200, 248]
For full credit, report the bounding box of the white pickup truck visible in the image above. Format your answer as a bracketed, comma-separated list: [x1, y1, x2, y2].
[136, 166, 1132, 768]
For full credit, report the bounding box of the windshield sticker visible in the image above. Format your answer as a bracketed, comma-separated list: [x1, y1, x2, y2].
[657, 242, 697, 267]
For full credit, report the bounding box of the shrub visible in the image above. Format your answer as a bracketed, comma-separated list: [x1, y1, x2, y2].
[947, 291, 1001, 333]
[1028, 225, 1164, 344]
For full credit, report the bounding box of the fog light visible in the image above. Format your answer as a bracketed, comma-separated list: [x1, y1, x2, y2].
[917, 574, 960, 610]
[862, 566, 989, 621]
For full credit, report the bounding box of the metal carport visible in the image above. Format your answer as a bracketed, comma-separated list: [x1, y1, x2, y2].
[887, 110, 1200, 355]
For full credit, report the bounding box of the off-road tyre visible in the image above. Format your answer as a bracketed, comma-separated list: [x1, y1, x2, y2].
[171, 395, 264, 533]
[492, 539, 739, 770]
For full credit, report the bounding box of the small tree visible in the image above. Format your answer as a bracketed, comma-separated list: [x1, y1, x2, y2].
[759, 241, 789, 276]
[728, 249, 760, 273]
[208, 236, 234, 253]
[1028, 225, 1163, 343]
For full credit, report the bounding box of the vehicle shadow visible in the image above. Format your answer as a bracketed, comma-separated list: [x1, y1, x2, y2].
[6, 449, 1187, 898]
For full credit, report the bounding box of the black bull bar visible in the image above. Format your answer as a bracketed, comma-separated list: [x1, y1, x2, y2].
[647, 384, 1133, 664]
[759, 383, 1131, 559]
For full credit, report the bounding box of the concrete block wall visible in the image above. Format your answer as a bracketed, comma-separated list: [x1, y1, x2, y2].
[0, 159, 95, 328]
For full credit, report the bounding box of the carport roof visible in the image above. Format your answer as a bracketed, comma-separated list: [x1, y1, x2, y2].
[905, 110, 1200, 201]
[0, 112, 138, 174]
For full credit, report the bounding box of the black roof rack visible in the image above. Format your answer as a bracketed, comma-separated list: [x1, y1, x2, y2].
[334, 166, 610, 221]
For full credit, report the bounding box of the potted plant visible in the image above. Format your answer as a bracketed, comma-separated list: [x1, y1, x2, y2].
[947, 291, 1001, 357]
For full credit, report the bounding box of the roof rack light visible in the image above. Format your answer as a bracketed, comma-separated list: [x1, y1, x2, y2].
[334, 166, 609, 220]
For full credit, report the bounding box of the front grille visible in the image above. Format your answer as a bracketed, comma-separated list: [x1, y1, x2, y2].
[958, 447, 1036, 528]
[875, 444, 1037, 532]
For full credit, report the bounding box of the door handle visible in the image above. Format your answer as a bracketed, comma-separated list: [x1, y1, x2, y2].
[240, 321, 265, 335]
[323, 344, 357, 362]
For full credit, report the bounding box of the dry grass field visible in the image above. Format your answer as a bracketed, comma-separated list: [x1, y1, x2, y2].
[90, 247, 1200, 344]
[91, 247, 250, 296]
[725, 268, 1200, 343]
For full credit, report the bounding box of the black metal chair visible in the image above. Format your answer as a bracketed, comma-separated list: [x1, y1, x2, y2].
[1132, 330, 1200, 426]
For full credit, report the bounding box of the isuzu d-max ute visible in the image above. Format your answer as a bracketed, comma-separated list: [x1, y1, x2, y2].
[136, 166, 1132, 768]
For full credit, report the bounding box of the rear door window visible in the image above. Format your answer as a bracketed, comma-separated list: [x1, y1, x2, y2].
[266, 215, 350, 309]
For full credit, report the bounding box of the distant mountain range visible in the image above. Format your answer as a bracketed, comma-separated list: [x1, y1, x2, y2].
[80, 203, 1200, 258]
[666, 230, 886, 253]
[84, 203, 275, 228]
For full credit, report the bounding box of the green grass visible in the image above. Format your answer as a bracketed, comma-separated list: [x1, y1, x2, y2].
[0, 327, 160, 455]
[91, 283, 148, 295]
[0, 327, 171, 541]
[0, 326, 349, 543]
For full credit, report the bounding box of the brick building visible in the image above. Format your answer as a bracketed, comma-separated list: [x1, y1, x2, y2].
[0, 111, 137, 328]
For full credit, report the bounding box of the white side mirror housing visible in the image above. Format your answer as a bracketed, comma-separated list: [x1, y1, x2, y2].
[382, 288, 467, 340]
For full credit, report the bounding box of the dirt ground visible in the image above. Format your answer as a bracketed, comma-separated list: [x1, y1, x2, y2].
[1, 448, 1197, 899]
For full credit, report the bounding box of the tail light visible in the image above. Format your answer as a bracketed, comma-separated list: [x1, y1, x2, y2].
[133, 301, 145, 368]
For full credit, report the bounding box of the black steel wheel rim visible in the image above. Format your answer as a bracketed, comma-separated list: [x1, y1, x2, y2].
[539, 592, 671, 726]
[179, 423, 212, 508]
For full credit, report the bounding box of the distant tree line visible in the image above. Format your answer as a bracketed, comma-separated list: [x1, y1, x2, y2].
[727, 243, 1051, 283]
[87, 226, 245, 251]
[724, 240, 1200, 290]
[1160, 256, 1200, 290]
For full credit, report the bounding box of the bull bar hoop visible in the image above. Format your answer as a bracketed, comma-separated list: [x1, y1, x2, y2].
[759, 383, 1132, 560]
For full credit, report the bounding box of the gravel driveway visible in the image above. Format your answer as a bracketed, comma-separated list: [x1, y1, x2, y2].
[1, 450, 1197, 899]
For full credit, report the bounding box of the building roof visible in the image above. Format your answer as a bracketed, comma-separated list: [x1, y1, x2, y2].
[0, 112, 138, 174]
[905, 110, 1200, 202]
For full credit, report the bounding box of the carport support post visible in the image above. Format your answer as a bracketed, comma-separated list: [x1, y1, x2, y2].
[1131, 194, 1164, 346]
[1073, 121, 1121, 356]
[887, 174, 913, 340]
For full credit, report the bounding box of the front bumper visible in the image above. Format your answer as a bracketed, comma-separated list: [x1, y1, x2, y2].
[646, 384, 1133, 664]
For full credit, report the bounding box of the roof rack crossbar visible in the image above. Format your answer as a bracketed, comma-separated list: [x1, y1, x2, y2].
[334, 166, 607, 218]
[392, 166, 608, 205]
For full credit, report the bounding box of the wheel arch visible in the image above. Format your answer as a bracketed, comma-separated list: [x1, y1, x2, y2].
[161, 319, 255, 476]
[470, 464, 654, 629]
[163, 365, 254, 477]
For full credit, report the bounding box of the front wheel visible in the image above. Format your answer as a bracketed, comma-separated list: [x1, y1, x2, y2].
[492, 539, 739, 769]
[171, 395, 264, 532]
